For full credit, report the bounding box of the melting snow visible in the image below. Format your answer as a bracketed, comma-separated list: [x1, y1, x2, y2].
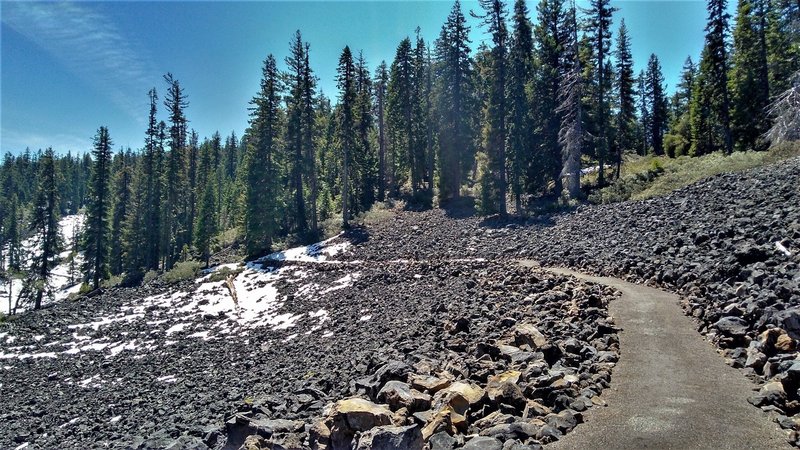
[262, 234, 351, 262]
[0, 234, 358, 361]
[165, 323, 191, 335]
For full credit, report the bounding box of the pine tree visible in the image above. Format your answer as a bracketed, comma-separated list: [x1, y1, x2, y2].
[473, 0, 509, 215]
[163, 73, 189, 268]
[5, 194, 21, 272]
[435, 0, 476, 202]
[766, 0, 800, 98]
[84, 126, 113, 289]
[355, 51, 377, 211]
[665, 56, 697, 156]
[508, 0, 534, 213]
[412, 32, 433, 203]
[645, 54, 668, 155]
[387, 38, 414, 196]
[301, 43, 318, 234]
[122, 155, 148, 282]
[614, 19, 636, 177]
[558, 0, 583, 199]
[704, 0, 734, 154]
[143, 88, 163, 271]
[532, 0, 567, 195]
[690, 46, 717, 156]
[246, 55, 283, 258]
[585, 0, 617, 186]
[285, 31, 309, 234]
[30, 148, 60, 309]
[374, 61, 389, 201]
[186, 130, 199, 243]
[636, 70, 650, 155]
[337, 46, 357, 227]
[730, 0, 770, 151]
[195, 143, 217, 267]
[109, 150, 132, 276]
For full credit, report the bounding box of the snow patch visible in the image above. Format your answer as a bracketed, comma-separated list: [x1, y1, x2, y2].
[262, 234, 351, 263]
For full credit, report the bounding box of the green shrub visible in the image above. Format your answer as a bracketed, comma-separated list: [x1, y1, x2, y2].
[142, 270, 159, 285]
[357, 201, 396, 226]
[162, 261, 202, 284]
[78, 282, 92, 295]
[102, 275, 122, 289]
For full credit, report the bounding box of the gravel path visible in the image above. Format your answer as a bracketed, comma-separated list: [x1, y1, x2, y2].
[530, 264, 789, 449]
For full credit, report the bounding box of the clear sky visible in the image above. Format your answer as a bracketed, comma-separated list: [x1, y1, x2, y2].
[1, 1, 730, 156]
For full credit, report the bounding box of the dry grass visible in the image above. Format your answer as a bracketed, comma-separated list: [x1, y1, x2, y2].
[590, 142, 800, 204]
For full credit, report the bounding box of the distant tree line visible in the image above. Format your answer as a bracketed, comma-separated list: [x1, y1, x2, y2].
[0, 0, 797, 304]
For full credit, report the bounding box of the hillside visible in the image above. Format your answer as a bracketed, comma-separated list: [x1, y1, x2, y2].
[1, 157, 797, 449]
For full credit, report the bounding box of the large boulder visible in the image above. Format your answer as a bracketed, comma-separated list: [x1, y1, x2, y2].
[485, 371, 525, 410]
[714, 316, 749, 337]
[514, 323, 548, 349]
[313, 398, 394, 450]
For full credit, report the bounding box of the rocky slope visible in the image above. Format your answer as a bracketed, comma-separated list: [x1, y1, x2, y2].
[524, 157, 800, 443]
[0, 239, 619, 449]
[345, 156, 800, 444]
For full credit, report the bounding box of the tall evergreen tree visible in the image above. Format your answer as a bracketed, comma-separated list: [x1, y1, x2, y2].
[337, 46, 357, 227]
[162, 73, 189, 268]
[355, 51, 377, 210]
[435, 0, 476, 202]
[30, 148, 60, 310]
[645, 54, 668, 155]
[766, 0, 800, 98]
[730, 0, 770, 151]
[122, 154, 148, 282]
[412, 32, 433, 202]
[690, 47, 717, 156]
[301, 43, 319, 234]
[109, 150, 132, 276]
[508, 0, 534, 212]
[246, 55, 283, 258]
[614, 19, 636, 177]
[195, 143, 217, 267]
[186, 130, 199, 243]
[558, 0, 583, 199]
[5, 194, 21, 272]
[585, 0, 617, 186]
[142, 88, 163, 271]
[666, 56, 697, 156]
[704, 0, 734, 154]
[84, 126, 113, 289]
[532, 0, 567, 195]
[285, 31, 309, 234]
[473, 0, 509, 214]
[636, 70, 650, 155]
[387, 38, 415, 196]
[374, 61, 389, 201]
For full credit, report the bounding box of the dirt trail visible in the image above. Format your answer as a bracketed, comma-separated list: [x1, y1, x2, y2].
[518, 262, 790, 449]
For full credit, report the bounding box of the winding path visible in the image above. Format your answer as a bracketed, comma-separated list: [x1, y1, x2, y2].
[518, 262, 790, 449]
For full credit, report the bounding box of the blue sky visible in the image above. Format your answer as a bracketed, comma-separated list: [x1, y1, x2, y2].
[1, 1, 727, 155]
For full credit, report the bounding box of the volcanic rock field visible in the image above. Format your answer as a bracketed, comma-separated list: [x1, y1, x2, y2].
[1, 157, 798, 449]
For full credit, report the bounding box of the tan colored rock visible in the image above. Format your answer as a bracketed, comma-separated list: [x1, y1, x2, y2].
[410, 374, 452, 394]
[486, 371, 524, 408]
[443, 381, 485, 405]
[776, 332, 796, 352]
[335, 398, 393, 431]
[523, 400, 552, 418]
[514, 323, 548, 349]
